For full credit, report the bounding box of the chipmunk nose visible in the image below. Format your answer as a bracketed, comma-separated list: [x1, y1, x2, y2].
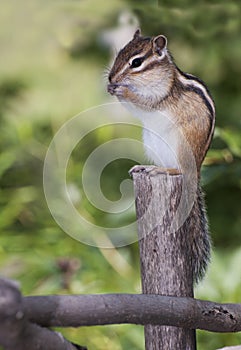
[107, 83, 118, 95]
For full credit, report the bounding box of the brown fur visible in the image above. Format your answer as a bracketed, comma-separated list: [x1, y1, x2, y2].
[108, 31, 215, 282]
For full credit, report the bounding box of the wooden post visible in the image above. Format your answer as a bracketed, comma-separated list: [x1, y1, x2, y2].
[131, 168, 196, 350]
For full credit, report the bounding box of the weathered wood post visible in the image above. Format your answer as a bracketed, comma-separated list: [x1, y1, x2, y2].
[131, 168, 196, 350]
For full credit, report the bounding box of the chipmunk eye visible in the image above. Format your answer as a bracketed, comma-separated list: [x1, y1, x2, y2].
[130, 57, 144, 68]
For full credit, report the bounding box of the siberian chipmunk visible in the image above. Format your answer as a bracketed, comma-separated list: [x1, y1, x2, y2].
[107, 29, 215, 282]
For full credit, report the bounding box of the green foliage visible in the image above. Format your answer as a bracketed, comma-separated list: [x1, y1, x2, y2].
[0, 0, 240, 349]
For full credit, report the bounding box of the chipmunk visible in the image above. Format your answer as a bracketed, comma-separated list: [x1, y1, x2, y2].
[107, 29, 215, 282]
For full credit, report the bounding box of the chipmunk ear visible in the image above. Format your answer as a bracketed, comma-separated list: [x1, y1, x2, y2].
[152, 35, 167, 55]
[133, 28, 141, 39]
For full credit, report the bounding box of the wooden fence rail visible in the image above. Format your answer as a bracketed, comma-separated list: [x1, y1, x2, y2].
[1, 278, 241, 349]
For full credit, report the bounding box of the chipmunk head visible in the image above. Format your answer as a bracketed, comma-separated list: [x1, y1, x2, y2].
[108, 29, 175, 109]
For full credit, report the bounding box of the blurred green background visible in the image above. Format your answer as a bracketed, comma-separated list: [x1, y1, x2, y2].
[0, 0, 241, 349]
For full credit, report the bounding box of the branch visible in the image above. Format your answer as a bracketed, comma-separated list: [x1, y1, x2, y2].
[1, 277, 241, 349]
[0, 278, 86, 350]
[23, 293, 241, 333]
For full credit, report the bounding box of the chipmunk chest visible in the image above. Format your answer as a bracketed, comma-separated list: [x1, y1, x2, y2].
[125, 103, 180, 168]
[142, 120, 180, 168]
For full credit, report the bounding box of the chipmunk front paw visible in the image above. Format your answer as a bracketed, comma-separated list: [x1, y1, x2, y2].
[129, 165, 181, 177]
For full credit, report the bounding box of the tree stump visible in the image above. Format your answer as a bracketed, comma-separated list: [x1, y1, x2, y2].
[131, 168, 196, 350]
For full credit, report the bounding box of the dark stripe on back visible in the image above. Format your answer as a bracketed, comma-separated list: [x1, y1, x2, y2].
[179, 68, 212, 96]
[176, 66, 215, 115]
[184, 84, 214, 117]
[182, 81, 215, 153]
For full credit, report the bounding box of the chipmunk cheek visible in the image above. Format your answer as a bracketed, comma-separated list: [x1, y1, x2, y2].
[121, 88, 131, 100]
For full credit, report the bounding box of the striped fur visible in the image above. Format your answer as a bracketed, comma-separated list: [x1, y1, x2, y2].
[108, 32, 215, 169]
[108, 31, 216, 282]
[176, 68, 215, 117]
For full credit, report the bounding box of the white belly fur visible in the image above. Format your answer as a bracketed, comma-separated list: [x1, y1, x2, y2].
[123, 102, 180, 169]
